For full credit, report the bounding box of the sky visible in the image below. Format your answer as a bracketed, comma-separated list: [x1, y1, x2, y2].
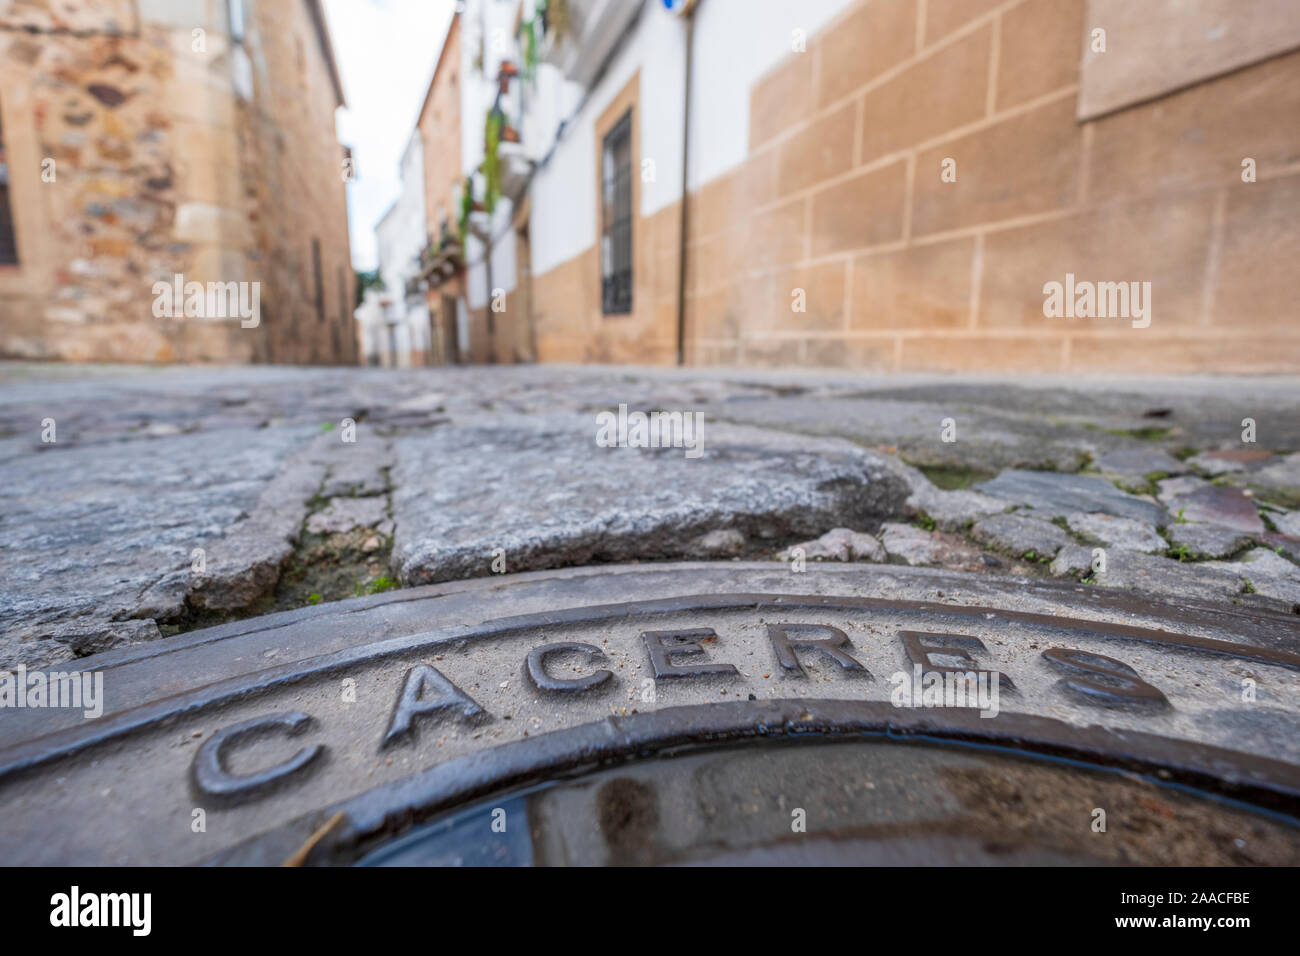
[322, 0, 457, 272]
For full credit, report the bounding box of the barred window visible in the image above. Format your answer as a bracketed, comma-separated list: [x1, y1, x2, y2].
[600, 109, 632, 315]
[0, 103, 17, 265]
[312, 238, 325, 322]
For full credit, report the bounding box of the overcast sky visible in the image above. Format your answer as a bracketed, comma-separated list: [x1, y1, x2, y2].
[322, 0, 457, 271]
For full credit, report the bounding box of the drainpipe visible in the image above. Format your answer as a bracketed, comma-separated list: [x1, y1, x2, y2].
[675, 1, 699, 367]
[484, 225, 495, 363]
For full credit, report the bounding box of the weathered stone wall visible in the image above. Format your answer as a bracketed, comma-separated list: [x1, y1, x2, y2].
[238, 0, 355, 365]
[0, 0, 355, 364]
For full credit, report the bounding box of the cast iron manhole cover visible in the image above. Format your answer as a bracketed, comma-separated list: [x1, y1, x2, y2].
[2, 563, 1298, 864]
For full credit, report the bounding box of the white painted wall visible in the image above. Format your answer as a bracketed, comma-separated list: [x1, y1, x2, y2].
[374, 129, 430, 364]
[686, 0, 851, 187]
[377, 131, 427, 304]
[528, 0, 855, 280]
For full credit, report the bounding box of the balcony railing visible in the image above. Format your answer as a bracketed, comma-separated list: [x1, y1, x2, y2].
[539, 0, 640, 88]
[418, 234, 463, 286]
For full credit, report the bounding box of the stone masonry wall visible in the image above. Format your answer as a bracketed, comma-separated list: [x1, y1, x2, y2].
[0, 0, 355, 364]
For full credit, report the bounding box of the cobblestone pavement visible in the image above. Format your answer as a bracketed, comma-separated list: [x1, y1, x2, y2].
[2, 361, 1298, 668]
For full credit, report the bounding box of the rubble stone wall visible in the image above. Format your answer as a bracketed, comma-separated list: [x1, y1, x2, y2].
[0, 0, 355, 364]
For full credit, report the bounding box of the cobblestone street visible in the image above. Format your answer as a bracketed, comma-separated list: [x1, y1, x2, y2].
[3, 361, 1298, 670]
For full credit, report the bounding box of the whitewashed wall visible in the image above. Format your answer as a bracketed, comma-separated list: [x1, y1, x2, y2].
[529, 0, 854, 280]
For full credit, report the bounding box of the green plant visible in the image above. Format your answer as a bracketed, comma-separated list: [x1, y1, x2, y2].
[306, 592, 323, 605]
[519, 16, 538, 83]
[1167, 543, 1191, 562]
[914, 511, 936, 532]
[1175, 506, 1187, 524]
[1102, 426, 1171, 442]
[483, 109, 504, 214]
[457, 178, 474, 245]
[354, 268, 385, 307]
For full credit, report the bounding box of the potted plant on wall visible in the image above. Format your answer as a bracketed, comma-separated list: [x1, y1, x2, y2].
[497, 59, 518, 93]
[535, 0, 573, 64]
[543, 0, 571, 43]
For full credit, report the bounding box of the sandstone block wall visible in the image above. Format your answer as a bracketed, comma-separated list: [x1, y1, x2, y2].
[530, 0, 1300, 374]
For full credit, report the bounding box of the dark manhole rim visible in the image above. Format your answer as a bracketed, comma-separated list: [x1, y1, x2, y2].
[209, 698, 1300, 866]
[3, 589, 1300, 784]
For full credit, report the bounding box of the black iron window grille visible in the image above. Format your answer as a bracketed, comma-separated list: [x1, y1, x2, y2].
[0, 104, 17, 265]
[601, 109, 633, 315]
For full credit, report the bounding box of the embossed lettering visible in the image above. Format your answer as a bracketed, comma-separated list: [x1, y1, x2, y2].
[641, 628, 739, 680]
[525, 641, 615, 693]
[1042, 647, 1167, 706]
[767, 623, 869, 678]
[899, 631, 1014, 689]
[383, 664, 486, 748]
[191, 711, 323, 802]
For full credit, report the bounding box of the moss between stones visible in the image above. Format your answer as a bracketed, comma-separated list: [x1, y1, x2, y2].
[1102, 426, 1173, 442]
[270, 527, 396, 612]
[1252, 487, 1300, 511]
[912, 463, 995, 490]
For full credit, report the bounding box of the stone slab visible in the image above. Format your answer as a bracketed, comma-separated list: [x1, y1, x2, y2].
[1166, 485, 1265, 534]
[1066, 513, 1166, 554]
[975, 470, 1168, 525]
[390, 414, 911, 584]
[971, 513, 1069, 558]
[1166, 522, 1254, 560]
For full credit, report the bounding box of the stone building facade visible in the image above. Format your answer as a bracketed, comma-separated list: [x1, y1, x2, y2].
[460, 0, 1300, 374]
[413, 11, 464, 366]
[0, 0, 357, 364]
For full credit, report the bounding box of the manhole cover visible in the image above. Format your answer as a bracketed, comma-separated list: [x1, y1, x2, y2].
[1, 563, 1297, 865]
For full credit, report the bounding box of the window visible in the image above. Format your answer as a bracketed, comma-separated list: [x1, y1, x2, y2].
[338, 266, 348, 324]
[0, 103, 16, 265]
[312, 238, 325, 323]
[600, 109, 633, 315]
